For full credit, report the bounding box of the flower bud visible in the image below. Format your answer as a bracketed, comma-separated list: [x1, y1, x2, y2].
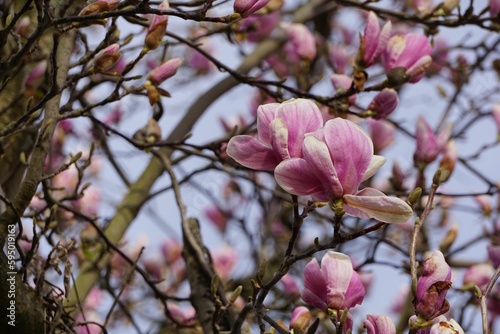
[290, 306, 313, 334]
[463, 263, 494, 292]
[438, 140, 457, 182]
[492, 104, 500, 141]
[79, 0, 120, 16]
[490, 0, 500, 17]
[487, 244, 500, 267]
[92, 44, 121, 73]
[145, 0, 169, 50]
[234, 0, 270, 18]
[148, 58, 183, 85]
[357, 11, 391, 68]
[367, 88, 399, 119]
[474, 195, 492, 217]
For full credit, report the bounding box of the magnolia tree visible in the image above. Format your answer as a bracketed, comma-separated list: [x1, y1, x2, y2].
[1, 0, 500, 333]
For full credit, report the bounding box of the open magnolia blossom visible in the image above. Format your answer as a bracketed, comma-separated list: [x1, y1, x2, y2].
[302, 251, 365, 312]
[226, 99, 323, 171]
[274, 118, 413, 224]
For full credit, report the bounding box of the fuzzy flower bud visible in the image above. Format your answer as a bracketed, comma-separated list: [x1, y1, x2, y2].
[92, 44, 121, 73]
[145, 0, 169, 50]
[234, 0, 271, 18]
[79, 0, 120, 16]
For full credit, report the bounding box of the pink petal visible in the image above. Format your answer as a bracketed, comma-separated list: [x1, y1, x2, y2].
[275, 99, 323, 158]
[407, 55, 432, 83]
[361, 155, 386, 182]
[323, 119, 373, 195]
[270, 118, 290, 160]
[371, 20, 392, 66]
[302, 136, 344, 200]
[226, 135, 279, 170]
[342, 271, 365, 309]
[343, 188, 413, 224]
[383, 35, 406, 70]
[257, 103, 280, 143]
[321, 252, 354, 310]
[301, 258, 328, 310]
[274, 158, 327, 201]
[396, 34, 432, 69]
[363, 12, 381, 66]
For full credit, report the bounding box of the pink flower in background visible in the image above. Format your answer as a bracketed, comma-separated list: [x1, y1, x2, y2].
[279, 273, 300, 296]
[24, 60, 47, 94]
[358, 11, 392, 68]
[413, 116, 450, 165]
[302, 251, 365, 311]
[364, 314, 396, 334]
[160, 238, 183, 264]
[368, 118, 396, 153]
[227, 99, 323, 171]
[238, 12, 280, 43]
[329, 44, 351, 74]
[462, 263, 494, 292]
[212, 245, 238, 280]
[367, 88, 399, 119]
[145, 0, 169, 50]
[167, 304, 196, 326]
[275, 118, 413, 223]
[204, 206, 230, 232]
[414, 251, 452, 320]
[382, 34, 432, 83]
[283, 23, 317, 62]
[234, 0, 270, 18]
[489, 0, 500, 16]
[331, 74, 356, 105]
[76, 186, 101, 217]
[488, 244, 500, 267]
[75, 311, 102, 334]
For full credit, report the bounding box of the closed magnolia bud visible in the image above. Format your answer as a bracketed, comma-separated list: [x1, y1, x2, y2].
[145, 0, 169, 50]
[367, 88, 399, 119]
[234, 0, 270, 18]
[79, 0, 120, 16]
[438, 140, 457, 182]
[439, 223, 458, 253]
[290, 306, 313, 334]
[92, 44, 121, 73]
[148, 58, 183, 85]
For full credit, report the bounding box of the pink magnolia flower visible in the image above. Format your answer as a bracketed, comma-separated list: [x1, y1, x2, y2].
[290, 306, 314, 334]
[148, 58, 183, 85]
[75, 186, 101, 217]
[145, 0, 169, 50]
[367, 88, 399, 119]
[212, 245, 237, 280]
[368, 118, 396, 153]
[364, 314, 396, 334]
[302, 251, 365, 311]
[226, 99, 323, 171]
[274, 118, 413, 224]
[462, 263, 494, 292]
[15, 16, 31, 38]
[358, 11, 392, 68]
[490, 0, 500, 17]
[282, 23, 317, 62]
[75, 311, 102, 334]
[234, 0, 270, 18]
[167, 304, 196, 326]
[382, 33, 432, 83]
[280, 273, 300, 296]
[414, 251, 452, 321]
[413, 116, 450, 165]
